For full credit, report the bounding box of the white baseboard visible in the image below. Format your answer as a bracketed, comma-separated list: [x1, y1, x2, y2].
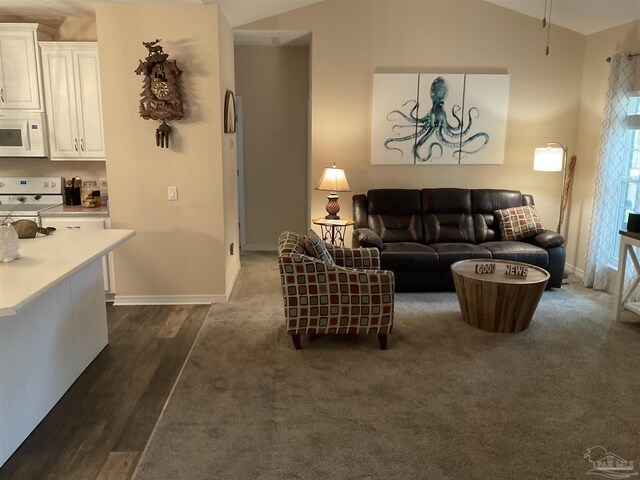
[565, 262, 584, 278]
[242, 244, 277, 252]
[113, 294, 228, 306]
[113, 263, 243, 307]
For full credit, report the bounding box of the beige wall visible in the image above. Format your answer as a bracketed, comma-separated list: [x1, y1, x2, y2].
[565, 21, 640, 274]
[235, 46, 309, 247]
[96, 3, 236, 300]
[218, 12, 241, 293]
[243, 0, 586, 249]
[0, 16, 104, 182]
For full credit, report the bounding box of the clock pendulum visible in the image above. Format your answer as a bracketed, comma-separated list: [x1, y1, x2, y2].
[135, 39, 184, 148]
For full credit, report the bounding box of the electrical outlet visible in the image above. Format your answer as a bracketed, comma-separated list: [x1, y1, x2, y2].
[168, 186, 178, 201]
[230, 242, 234, 255]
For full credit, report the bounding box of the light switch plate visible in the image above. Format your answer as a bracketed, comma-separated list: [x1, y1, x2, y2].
[168, 186, 178, 201]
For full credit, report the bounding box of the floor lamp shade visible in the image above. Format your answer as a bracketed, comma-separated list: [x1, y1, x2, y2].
[533, 143, 570, 234]
[315, 164, 351, 219]
[533, 147, 564, 172]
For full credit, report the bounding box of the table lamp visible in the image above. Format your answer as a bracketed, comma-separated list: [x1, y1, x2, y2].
[315, 164, 350, 219]
[533, 142, 569, 233]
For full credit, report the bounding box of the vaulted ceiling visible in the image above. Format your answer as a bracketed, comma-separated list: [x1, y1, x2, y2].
[0, 0, 323, 28]
[484, 0, 640, 35]
[0, 0, 638, 33]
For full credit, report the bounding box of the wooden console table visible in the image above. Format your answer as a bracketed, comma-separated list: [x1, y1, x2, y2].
[614, 230, 640, 322]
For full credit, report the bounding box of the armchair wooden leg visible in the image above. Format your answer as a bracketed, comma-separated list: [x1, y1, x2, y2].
[291, 334, 302, 350]
[377, 334, 388, 350]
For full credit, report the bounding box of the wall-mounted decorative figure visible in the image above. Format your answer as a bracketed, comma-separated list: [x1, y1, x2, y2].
[135, 39, 184, 148]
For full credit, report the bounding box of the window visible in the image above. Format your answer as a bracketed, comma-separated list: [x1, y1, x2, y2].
[612, 92, 640, 264]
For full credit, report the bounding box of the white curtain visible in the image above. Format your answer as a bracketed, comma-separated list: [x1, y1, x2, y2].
[584, 53, 636, 291]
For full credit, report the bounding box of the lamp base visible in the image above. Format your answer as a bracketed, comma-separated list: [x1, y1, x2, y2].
[325, 193, 340, 220]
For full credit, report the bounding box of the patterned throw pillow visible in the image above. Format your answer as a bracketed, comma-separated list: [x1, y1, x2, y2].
[304, 230, 335, 264]
[495, 206, 545, 241]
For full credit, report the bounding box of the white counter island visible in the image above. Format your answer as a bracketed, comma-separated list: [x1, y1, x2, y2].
[0, 229, 134, 466]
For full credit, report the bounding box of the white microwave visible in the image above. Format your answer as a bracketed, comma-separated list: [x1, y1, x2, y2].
[0, 112, 48, 157]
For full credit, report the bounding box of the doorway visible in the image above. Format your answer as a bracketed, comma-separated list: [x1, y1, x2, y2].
[234, 31, 311, 251]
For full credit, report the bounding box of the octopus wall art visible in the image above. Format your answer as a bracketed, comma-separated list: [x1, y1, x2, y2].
[370, 73, 510, 165]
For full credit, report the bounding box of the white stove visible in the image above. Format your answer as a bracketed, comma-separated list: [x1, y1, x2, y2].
[0, 177, 64, 226]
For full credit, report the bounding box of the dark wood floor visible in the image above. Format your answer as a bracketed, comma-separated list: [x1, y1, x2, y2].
[0, 303, 209, 480]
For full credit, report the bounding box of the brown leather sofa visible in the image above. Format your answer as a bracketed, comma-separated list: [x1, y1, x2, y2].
[352, 188, 565, 292]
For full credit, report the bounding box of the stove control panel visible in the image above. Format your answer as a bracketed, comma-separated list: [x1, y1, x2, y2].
[0, 177, 64, 195]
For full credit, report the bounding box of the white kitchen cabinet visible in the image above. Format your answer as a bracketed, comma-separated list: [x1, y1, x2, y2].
[40, 217, 115, 293]
[0, 24, 53, 111]
[39, 42, 105, 160]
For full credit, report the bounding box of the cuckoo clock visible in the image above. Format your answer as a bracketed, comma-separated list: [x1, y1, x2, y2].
[135, 39, 184, 148]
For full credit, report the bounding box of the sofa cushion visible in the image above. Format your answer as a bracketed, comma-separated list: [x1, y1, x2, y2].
[472, 189, 524, 243]
[367, 189, 423, 243]
[423, 213, 475, 244]
[430, 243, 492, 269]
[370, 214, 422, 243]
[381, 243, 438, 271]
[304, 230, 335, 264]
[494, 206, 545, 240]
[420, 188, 474, 243]
[480, 241, 549, 269]
[421, 188, 471, 213]
[471, 189, 524, 213]
[368, 189, 421, 215]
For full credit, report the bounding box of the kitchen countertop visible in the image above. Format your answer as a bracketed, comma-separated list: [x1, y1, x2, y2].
[0, 229, 134, 317]
[40, 205, 109, 217]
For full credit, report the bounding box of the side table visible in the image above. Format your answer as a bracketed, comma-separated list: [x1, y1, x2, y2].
[451, 259, 549, 333]
[312, 218, 355, 247]
[614, 230, 640, 322]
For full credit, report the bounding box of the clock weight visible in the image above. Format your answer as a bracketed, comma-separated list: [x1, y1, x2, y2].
[156, 120, 172, 148]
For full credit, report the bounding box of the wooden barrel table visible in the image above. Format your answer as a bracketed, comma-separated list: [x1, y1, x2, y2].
[451, 259, 550, 333]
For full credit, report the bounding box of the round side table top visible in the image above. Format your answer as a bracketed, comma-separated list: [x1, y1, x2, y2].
[451, 259, 550, 285]
[312, 218, 355, 226]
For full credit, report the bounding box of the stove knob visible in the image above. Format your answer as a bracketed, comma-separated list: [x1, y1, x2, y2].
[0, 182, 4, 188]
[44, 181, 49, 187]
[51, 181, 57, 188]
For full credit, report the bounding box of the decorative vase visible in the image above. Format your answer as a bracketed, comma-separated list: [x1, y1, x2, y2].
[0, 224, 20, 263]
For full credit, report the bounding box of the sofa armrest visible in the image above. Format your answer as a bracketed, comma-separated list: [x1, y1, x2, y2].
[327, 243, 381, 269]
[528, 230, 565, 249]
[352, 228, 384, 250]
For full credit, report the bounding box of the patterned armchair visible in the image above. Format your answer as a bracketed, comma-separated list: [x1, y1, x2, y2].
[277, 231, 395, 350]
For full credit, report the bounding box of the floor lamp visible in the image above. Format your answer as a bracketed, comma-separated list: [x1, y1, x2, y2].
[533, 142, 576, 234]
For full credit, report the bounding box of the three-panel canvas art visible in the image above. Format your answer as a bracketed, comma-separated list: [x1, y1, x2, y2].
[371, 73, 510, 165]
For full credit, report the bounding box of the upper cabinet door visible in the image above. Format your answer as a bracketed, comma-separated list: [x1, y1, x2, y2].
[0, 30, 41, 110]
[40, 42, 105, 161]
[40, 48, 80, 158]
[74, 50, 105, 158]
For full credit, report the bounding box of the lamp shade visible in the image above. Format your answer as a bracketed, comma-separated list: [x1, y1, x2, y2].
[533, 147, 564, 172]
[315, 165, 350, 192]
